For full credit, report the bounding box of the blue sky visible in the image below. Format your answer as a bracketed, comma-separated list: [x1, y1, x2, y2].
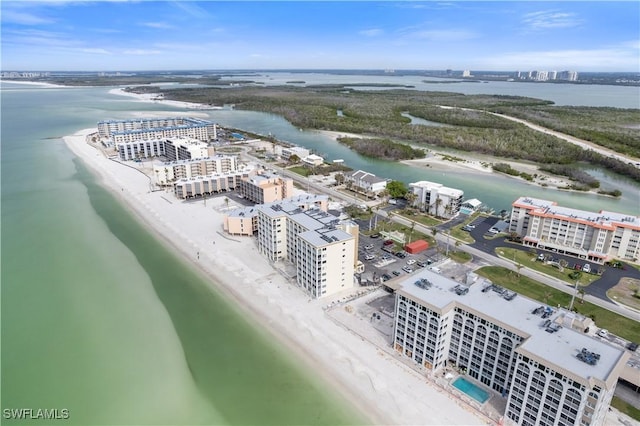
[2, 1, 639, 72]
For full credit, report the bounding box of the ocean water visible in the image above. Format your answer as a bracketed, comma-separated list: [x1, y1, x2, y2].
[1, 84, 362, 425]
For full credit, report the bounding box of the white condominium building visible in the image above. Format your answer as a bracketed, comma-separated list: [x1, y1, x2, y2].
[393, 270, 629, 426]
[98, 117, 217, 142]
[117, 137, 211, 161]
[154, 155, 240, 186]
[409, 180, 464, 218]
[173, 169, 254, 199]
[256, 200, 357, 298]
[509, 197, 640, 264]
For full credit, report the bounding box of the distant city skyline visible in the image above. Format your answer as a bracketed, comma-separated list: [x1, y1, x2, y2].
[1, 1, 638, 72]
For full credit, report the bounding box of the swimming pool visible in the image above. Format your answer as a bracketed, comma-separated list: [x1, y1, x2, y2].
[452, 377, 490, 403]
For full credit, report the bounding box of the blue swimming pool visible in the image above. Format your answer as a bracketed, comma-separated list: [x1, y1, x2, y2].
[452, 377, 490, 403]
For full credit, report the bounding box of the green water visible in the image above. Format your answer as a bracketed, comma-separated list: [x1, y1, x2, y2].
[1, 84, 364, 425]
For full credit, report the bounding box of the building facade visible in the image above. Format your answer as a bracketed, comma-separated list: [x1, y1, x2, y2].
[117, 137, 212, 161]
[154, 155, 240, 186]
[509, 197, 640, 264]
[98, 117, 217, 141]
[344, 170, 388, 197]
[254, 198, 357, 298]
[409, 180, 464, 218]
[393, 270, 628, 426]
[173, 169, 253, 199]
[238, 172, 294, 204]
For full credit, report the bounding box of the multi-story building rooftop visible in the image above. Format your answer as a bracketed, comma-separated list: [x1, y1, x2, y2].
[392, 269, 629, 426]
[250, 197, 358, 298]
[98, 117, 217, 142]
[509, 197, 640, 264]
[409, 180, 464, 218]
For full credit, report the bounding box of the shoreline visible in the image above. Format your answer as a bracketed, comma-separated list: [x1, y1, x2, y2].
[62, 128, 488, 425]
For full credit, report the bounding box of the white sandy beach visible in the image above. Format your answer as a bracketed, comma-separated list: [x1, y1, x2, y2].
[63, 128, 491, 425]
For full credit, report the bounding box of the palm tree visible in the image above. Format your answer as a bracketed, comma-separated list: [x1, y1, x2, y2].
[435, 196, 443, 218]
[224, 197, 230, 211]
[405, 192, 418, 210]
[407, 222, 416, 243]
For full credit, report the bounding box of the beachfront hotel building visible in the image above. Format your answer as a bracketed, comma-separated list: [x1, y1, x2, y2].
[173, 169, 254, 199]
[409, 180, 464, 219]
[117, 137, 212, 161]
[224, 194, 329, 237]
[392, 269, 629, 426]
[238, 172, 294, 204]
[98, 117, 217, 142]
[153, 155, 239, 185]
[509, 197, 640, 264]
[344, 170, 388, 197]
[238, 196, 358, 298]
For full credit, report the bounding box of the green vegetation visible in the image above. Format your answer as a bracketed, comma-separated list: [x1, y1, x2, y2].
[539, 164, 600, 188]
[611, 396, 640, 421]
[449, 250, 472, 263]
[386, 180, 408, 199]
[288, 166, 312, 177]
[492, 163, 534, 181]
[476, 266, 640, 342]
[118, 83, 638, 182]
[337, 137, 426, 161]
[396, 211, 442, 227]
[496, 247, 599, 286]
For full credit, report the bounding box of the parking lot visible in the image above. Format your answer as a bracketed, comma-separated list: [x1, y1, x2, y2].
[357, 231, 448, 284]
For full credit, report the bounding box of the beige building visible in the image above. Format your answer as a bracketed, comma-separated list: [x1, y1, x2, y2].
[117, 137, 212, 161]
[224, 194, 329, 237]
[154, 155, 239, 186]
[509, 197, 640, 264]
[238, 172, 294, 204]
[344, 170, 388, 198]
[393, 270, 629, 426]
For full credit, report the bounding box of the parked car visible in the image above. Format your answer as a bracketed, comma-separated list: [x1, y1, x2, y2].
[364, 244, 374, 250]
[392, 270, 401, 276]
[381, 254, 391, 260]
[626, 342, 639, 352]
[383, 240, 394, 246]
[395, 251, 407, 258]
[370, 233, 380, 239]
[406, 259, 416, 265]
[462, 224, 475, 232]
[402, 266, 414, 273]
[597, 328, 608, 338]
[416, 261, 426, 268]
[381, 273, 392, 282]
[583, 264, 591, 273]
[364, 254, 376, 261]
[537, 254, 545, 261]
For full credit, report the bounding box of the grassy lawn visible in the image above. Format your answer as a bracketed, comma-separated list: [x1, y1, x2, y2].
[287, 166, 312, 177]
[396, 210, 443, 227]
[611, 396, 640, 422]
[449, 250, 472, 263]
[606, 277, 640, 311]
[373, 220, 436, 248]
[476, 266, 640, 343]
[449, 212, 486, 244]
[496, 247, 599, 286]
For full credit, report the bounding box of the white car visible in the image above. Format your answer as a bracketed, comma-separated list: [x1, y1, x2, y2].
[597, 329, 608, 338]
[364, 244, 374, 250]
[582, 263, 591, 273]
[364, 254, 376, 261]
[406, 259, 416, 265]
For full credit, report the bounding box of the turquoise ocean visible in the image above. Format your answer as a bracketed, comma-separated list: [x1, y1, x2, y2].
[1, 76, 639, 425]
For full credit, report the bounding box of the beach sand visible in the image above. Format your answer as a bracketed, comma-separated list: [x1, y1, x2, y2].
[63, 128, 490, 425]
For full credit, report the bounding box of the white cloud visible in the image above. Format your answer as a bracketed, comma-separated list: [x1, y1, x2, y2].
[522, 10, 583, 30]
[81, 48, 112, 55]
[123, 49, 162, 55]
[406, 29, 478, 41]
[141, 22, 175, 30]
[1, 10, 54, 25]
[359, 28, 383, 37]
[485, 46, 639, 71]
